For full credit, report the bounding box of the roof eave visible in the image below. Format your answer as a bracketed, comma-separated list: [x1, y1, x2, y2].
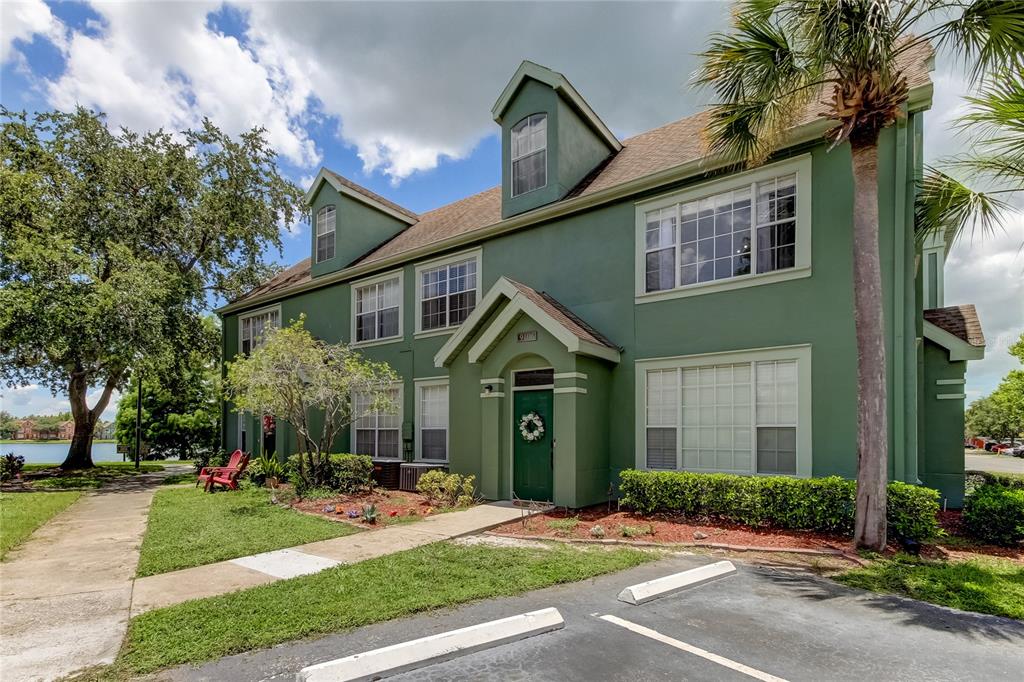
[923, 320, 985, 361]
[302, 168, 417, 225]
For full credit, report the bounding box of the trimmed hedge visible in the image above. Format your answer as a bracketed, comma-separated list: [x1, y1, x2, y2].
[963, 485, 1024, 546]
[966, 470, 1024, 491]
[619, 470, 940, 541]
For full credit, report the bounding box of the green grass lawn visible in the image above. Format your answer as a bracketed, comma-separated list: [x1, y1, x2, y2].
[117, 541, 654, 675]
[836, 554, 1024, 620]
[136, 486, 360, 577]
[20, 462, 168, 489]
[0, 491, 81, 559]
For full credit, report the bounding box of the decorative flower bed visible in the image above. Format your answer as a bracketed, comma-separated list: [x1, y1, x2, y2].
[290, 489, 443, 527]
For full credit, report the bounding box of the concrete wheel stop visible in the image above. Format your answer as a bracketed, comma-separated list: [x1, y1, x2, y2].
[617, 560, 736, 605]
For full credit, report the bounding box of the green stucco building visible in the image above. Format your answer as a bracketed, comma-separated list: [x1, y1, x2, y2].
[218, 46, 985, 509]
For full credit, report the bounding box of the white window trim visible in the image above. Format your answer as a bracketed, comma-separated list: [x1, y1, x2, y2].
[350, 269, 404, 347]
[510, 113, 549, 198]
[350, 382, 404, 461]
[315, 205, 337, 264]
[237, 304, 282, 356]
[634, 155, 812, 304]
[413, 248, 483, 336]
[415, 377, 449, 463]
[634, 344, 812, 477]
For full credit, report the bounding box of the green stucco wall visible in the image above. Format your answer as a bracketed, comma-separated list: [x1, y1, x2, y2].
[222, 111, 948, 508]
[919, 340, 967, 507]
[309, 184, 409, 277]
[499, 78, 611, 218]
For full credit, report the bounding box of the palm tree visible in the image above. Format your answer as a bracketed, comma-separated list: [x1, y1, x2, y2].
[916, 72, 1024, 246]
[695, 1, 1024, 550]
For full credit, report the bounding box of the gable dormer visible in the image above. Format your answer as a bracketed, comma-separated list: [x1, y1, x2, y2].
[492, 61, 621, 219]
[304, 168, 417, 277]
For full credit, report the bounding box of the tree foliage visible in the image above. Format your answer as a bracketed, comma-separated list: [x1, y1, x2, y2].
[224, 318, 399, 488]
[114, 320, 221, 460]
[967, 332, 1024, 442]
[0, 107, 303, 468]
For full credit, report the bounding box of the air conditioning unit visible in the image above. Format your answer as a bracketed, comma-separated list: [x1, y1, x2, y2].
[399, 462, 448, 491]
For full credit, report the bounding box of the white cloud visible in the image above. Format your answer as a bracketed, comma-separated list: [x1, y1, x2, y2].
[2, 384, 120, 421]
[243, 0, 730, 181]
[0, 0, 65, 64]
[42, 2, 318, 167]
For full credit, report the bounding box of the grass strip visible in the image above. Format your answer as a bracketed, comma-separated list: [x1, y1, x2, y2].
[136, 486, 359, 577]
[0, 491, 81, 559]
[836, 554, 1024, 620]
[118, 541, 653, 674]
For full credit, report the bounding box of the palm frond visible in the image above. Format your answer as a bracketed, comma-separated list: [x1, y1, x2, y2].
[695, 2, 823, 163]
[915, 167, 1011, 246]
[958, 72, 1024, 158]
[948, 153, 1024, 188]
[934, 0, 1024, 83]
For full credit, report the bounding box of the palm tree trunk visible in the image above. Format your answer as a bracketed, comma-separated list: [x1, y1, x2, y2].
[850, 142, 889, 551]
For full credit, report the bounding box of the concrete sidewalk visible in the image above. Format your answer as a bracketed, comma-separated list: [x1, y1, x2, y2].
[0, 469, 179, 682]
[130, 502, 531, 614]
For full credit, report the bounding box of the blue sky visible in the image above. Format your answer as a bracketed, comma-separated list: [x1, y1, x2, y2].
[2, 1, 1021, 420]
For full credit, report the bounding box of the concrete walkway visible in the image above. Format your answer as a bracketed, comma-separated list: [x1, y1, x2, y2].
[130, 502, 531, 614]
[0, 469, 180, 682]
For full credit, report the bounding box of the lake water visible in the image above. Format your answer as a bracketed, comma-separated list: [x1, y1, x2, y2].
[2, 442, 123, 465]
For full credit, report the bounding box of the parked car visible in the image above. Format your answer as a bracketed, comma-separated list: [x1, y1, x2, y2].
[993, 443, 1014, 454]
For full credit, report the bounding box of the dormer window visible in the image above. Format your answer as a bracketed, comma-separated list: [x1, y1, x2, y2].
[511, 113, 547, 196]
[316, 205, 336, 262]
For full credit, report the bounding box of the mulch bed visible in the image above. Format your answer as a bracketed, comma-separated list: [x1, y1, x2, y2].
[290, 488, 440, 528]
[925, 510, 1024, 563]
[490, 505, 1024, 564]
[491, 505, 858, 554]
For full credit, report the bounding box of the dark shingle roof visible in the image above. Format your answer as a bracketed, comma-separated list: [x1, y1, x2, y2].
[924, 304, 985, 347]
[322, 169, 419, 221]
[232, 40, 934, 306]
[506, 278, 619, 350]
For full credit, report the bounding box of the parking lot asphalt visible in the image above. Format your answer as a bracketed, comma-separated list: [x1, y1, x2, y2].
[163, 551, 1024, 682]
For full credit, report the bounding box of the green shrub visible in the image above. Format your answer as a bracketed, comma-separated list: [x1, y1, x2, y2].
[416, 470, 476, 507]
[618, 470, 940, 541]
[286, 453, 373, 494]
[546, 517, 580, 536]
[329, 454, 374, 493]
[1, 453, 25, 482]
[966, 470, 1024, 491]
[963, 485, 1024, 546]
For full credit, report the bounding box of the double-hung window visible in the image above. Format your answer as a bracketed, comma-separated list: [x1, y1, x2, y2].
[316, 205, 336, 263]
[352, 385, 401, 459]
[639, 157, 809, 297]
[416, 380, 449, 461]
[239, 307, 280, 356]
[639, 346, 809, 476]
[353, 273, 401, 343]
[416, 250, 480, 333]
[511, 113, 547, 196]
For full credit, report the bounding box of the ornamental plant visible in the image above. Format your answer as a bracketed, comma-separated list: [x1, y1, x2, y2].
[226, 318, 398, 489]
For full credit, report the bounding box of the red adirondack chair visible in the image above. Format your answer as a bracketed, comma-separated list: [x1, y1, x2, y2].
[204, 452, 250, 492]
[197, 450, 244, 489]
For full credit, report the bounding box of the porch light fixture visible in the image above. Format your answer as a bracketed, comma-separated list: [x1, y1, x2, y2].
[483, 384, 493, 394]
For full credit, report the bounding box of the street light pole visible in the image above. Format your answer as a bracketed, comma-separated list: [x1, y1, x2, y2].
[134, 375, 142, 470]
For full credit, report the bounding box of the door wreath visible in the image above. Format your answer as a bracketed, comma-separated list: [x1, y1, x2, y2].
[518, 412, 545, 442]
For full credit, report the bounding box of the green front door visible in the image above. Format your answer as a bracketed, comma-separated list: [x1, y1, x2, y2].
[513, 389, 554, 502]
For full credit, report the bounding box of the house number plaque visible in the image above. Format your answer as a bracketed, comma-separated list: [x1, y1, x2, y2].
[517, 330, 538, 343]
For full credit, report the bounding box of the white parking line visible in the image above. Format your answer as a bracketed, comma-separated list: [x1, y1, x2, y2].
[598, 614, 789, 682]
